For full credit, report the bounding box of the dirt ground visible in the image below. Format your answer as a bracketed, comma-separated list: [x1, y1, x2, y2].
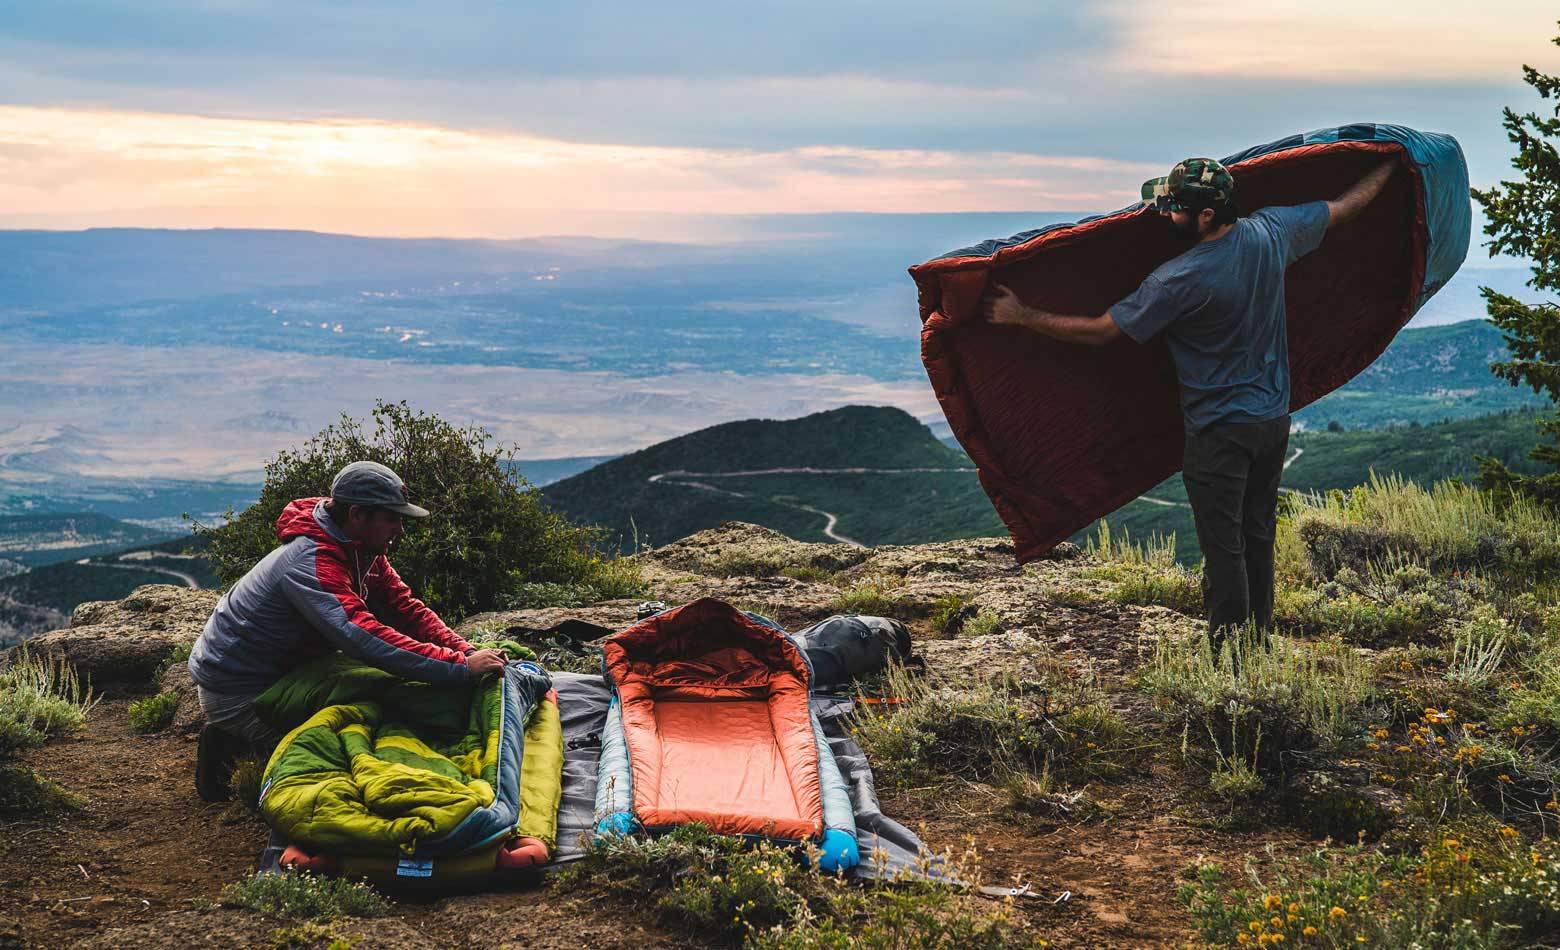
[0, 685, 1312, 949]
[1, 538, 1326, 948]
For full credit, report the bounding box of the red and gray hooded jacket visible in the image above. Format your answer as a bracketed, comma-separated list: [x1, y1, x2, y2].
[188, 497, 473, 694]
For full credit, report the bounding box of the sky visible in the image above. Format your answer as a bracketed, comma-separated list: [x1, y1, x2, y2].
[0, 1, 1556, 239]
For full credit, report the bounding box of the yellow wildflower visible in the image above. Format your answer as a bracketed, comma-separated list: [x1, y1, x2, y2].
[1330, 907, 1348, 920]
[1303, 927, 1318, 937]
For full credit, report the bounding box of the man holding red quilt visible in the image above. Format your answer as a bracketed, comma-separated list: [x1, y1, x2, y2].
[984, 157, 1394, 649]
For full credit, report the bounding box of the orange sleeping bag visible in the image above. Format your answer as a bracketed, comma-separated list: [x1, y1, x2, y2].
[592, 598, 859, 869]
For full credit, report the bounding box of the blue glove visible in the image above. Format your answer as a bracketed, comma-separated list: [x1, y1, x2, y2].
[815, 829, 859, 872]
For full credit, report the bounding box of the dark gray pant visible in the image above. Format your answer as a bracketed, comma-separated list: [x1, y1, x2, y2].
[1182, 414, 1290, 646]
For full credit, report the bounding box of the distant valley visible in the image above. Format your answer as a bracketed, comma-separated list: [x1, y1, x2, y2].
[0, 224, 1546, 643]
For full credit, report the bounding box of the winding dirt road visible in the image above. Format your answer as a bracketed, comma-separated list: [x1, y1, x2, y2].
[647, 466, 977, 546]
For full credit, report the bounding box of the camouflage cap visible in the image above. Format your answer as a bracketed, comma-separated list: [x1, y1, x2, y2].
[1141, 158, 1235, 213]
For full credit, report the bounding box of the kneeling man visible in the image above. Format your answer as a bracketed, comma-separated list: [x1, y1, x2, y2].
[189, 461, 506, 796]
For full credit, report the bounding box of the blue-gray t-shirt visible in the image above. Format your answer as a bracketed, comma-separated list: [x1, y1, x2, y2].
[1110, 201, 1329, 433]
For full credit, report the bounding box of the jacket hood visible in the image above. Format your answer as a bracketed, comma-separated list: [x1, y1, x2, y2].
[275, 497, 354, 548]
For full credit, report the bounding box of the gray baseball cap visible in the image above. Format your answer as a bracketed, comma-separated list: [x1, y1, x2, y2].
[329, 461, 430, 518]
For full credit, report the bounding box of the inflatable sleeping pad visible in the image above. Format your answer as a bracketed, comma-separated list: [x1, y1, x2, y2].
[910, 123, 1471, 562]
[593, 598, 860, 871]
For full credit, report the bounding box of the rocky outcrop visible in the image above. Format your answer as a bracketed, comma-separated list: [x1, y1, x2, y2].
[457, 601, 645, 639]
[17, 584, 217, 688]
[642, 521, 871, 578]
[14, 526, 1198, 697]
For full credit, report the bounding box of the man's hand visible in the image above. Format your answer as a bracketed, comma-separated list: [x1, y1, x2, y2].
[465, 648, 508, 680]
[981, 281, 1121, 347]
[983, 283, 1031, 327]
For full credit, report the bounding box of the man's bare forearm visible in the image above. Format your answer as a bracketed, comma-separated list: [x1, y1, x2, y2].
[1326, 160, 1395, 229]
[1008, 306, 1120, 346]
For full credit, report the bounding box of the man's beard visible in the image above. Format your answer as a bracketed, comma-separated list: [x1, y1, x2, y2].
[1167, 215, 1201, 240]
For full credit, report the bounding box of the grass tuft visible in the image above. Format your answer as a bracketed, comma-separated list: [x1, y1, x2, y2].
[220, 870, 392, 921]
[1083, 522, 1203, 615]
[1139, 628, 1371, 780]
[0, 648, 97, 758]
[829, 574, 904, 616]
[852, 664, 1135, 791]
[128, 690, 179, 733]
[959, 608, 1003, 639]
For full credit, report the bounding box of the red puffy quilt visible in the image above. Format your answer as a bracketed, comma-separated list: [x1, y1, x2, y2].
[910, 125, 1470, 562]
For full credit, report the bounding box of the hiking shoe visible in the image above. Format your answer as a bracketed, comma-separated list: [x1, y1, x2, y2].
[195, 723, 237, 803]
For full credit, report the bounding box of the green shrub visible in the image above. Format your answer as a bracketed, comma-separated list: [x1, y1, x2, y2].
[1289, 474, 1560, 594]
[829, 575, 903, 616]
[194, 400, 618, 623]
[231, 756, 266, 813]
[851, 664, 1135, 791]
[1446, 605, 1511, 687]
[1283, 561, 1475, 646]
[959, 608, 1002, 639]
[929, 595, 971, 636]
[220, 870, 392, 921]
[128, 690, 179, 734]
[554, 824, 811, 944]
[0, 763, 81, 819]
[1498, 635, 1560, 741]
[1139, 629, 1371, 779]
[555, 824, 1035, 948]
[0, 649, 96, 758]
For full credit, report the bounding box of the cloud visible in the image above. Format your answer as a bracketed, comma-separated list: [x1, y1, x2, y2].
[0, 0, 1550, 233]
[0, 105, 1162, 236]
[1102, 0, 1556, 82]
[0, 2, 1545, 161]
